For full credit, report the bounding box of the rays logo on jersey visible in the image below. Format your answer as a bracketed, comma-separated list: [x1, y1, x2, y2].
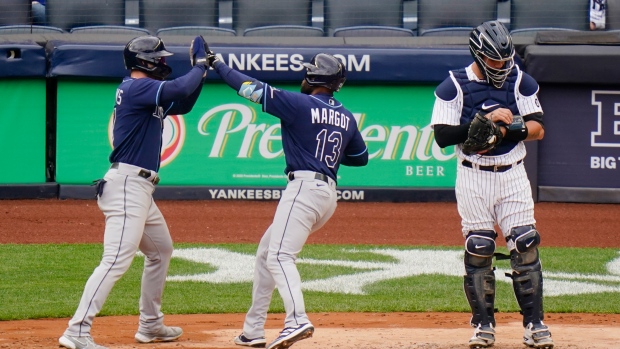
[108, 113, 186, 167]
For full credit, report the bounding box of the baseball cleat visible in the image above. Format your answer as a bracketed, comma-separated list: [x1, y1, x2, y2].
[234, 333, 267, 347]
[523, 322, 554, 348]
[134, 325, 183, 343]
[468, 323, 495, 348]
[59, 334, 108, 349]
[266, 323, 314, 349]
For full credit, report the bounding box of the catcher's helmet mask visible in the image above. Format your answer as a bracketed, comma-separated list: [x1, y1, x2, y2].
[302, 53, 347, 92]
[469, 21, 515, 88]
[124, 36, 173, 80]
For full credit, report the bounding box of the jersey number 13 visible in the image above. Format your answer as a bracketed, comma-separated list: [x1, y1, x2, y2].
[315, 129, 342, 169]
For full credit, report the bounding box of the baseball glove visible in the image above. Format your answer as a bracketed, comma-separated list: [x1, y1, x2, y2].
[189, 35, 209, 67]
[462, 112, 503, 155]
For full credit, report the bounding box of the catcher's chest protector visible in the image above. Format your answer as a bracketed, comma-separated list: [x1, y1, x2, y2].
[452, 69, 519, 125]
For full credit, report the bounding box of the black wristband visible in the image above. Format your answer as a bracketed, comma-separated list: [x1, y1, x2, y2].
[504, 123, 528, 141]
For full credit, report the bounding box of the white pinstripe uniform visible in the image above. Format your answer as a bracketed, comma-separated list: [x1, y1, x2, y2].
[430, 64, 543, 238]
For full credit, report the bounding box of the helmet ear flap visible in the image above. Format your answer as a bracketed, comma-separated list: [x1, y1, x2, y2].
[123, 35, 174, 80]
[302, 53, 347, 92]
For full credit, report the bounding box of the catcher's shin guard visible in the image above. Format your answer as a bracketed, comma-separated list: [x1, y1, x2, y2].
[507, 225, 545, 327]
[510, 254, 544, 327]
[463, 230, 497, 327]
[464, 269, 496, 327]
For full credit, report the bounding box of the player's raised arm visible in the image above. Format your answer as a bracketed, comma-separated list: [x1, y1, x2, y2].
[207, 48, 267, 104]
[159, 36, 209, 114]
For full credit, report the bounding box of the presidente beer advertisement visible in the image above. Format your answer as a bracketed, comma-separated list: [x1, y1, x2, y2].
[55, 81, 455, 188]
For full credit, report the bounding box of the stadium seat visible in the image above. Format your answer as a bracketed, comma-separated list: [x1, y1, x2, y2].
[324, 0, 408, 37]
[234, 0, 318, 37]
[417, 0, 497, 37]
[0, 25, 65, 34]
[333, 26, 413, 37]
[243, 25, 323, 37]
[70, 26, 150, 35]
[46, 0, 142, 33]
[141, 0, 235, 37]
[510, 0, 590, 36]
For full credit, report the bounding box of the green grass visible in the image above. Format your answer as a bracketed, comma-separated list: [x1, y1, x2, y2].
[1, 243, 619, 320]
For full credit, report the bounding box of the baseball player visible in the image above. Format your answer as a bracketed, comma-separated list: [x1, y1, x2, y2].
[59, 35, 209, 349]
[430, 21, 554, 349]
[205, 50, 368, 349]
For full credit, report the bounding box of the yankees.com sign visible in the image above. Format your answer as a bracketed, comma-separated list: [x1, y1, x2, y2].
[56, 82, 456, 187]
[537, 87, 620, 189]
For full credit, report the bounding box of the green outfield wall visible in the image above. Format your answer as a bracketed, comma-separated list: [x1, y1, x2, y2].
[0, 80, 47, 184]
[55, 80, 456, 188]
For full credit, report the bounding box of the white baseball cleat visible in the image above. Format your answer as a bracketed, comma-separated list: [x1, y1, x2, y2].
[59, 334, 108, 349]
[468, 323, 495, 348]
[523, 322, 554, 348]
[266, 323, 314, 349]
[134, 325, 183, 343]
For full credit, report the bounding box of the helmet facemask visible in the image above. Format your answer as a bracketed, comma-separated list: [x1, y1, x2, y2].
[469, 21, 515, 88]
[473, 49, 514, 89]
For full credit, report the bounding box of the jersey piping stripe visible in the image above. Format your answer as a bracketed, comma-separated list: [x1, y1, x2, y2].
[348, 147, 368, 157]
[276, 181, 304, 325]
[155, 81, 165, 106]
[78, 175, 129, 336]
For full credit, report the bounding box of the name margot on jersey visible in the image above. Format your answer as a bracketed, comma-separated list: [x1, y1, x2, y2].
[311, 108, 351, 131]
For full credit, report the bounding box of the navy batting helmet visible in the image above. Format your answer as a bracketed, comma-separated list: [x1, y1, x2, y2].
[469, 21, 515, 88]
[124, 36, 173, 80]
[302, 53, 347, 92]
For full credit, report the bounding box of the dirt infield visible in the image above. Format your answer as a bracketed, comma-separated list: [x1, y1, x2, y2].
[1, 199, 619, 348]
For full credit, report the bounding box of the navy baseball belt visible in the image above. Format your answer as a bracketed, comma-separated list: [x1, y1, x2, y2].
[110, 162, 160, 185]
[461, 159, 523, 173]
[288, 171, 330, 184]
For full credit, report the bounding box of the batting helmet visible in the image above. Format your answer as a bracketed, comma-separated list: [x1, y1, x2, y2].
[469, 21, 515, 88]
[302, 53, 347, 92]
[124, 36, 173, 80]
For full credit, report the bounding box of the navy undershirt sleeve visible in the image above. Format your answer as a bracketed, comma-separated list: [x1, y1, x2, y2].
[433, 123, 470, 148]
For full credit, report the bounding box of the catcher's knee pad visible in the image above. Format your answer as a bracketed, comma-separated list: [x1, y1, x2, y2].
[506, 225, 540, 273]
[464, 230, 497, 273]
[463, 230, 497, 327]
[506, 225, 544, 326]
[507, 225, 540, 254]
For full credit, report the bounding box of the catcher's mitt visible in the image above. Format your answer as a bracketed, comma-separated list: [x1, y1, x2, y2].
[462, 112, 503, 155]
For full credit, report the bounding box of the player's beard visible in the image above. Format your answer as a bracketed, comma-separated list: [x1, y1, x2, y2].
[300, 80, 313, 95]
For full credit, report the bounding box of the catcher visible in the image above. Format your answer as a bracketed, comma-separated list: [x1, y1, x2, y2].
[430, 21, 553, 349]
